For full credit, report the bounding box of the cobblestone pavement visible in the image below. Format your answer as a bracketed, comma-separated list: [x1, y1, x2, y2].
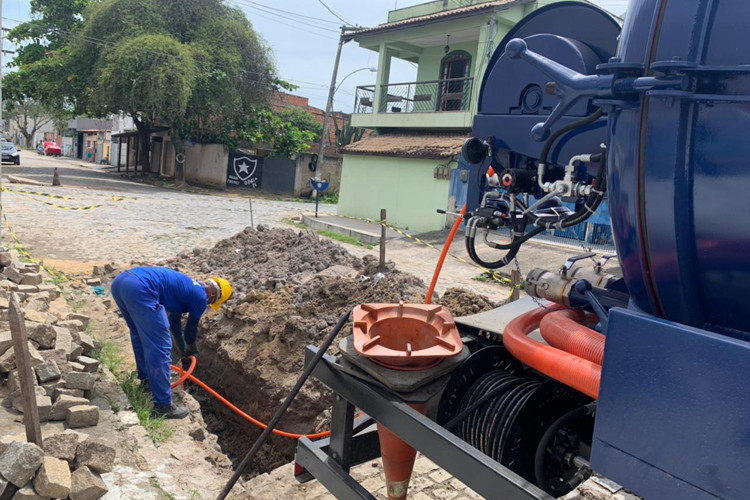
[239, 453, 638, 500]
[3, 182, 334, 264]
[239, 454, 483, 500]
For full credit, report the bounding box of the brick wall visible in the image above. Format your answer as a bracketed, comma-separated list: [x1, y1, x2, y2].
[271, 92, 350, 146]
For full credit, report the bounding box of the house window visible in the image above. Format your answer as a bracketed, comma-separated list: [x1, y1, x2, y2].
[439, 51, 471, 111]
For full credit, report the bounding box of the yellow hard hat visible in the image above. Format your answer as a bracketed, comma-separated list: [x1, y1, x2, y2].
[209, 276, 233, 310]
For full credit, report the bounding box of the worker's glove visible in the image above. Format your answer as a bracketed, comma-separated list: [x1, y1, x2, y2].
[182, 343, 198, 369]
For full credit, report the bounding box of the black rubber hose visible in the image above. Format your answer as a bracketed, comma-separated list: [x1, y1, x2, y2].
[215, 310, 352, 500]
[444, 375, 517, 431]
[533, 403, 596, 497]
[467, 225, 545, 269]
[539, 108, 604, 173]
[559, 152, 608, 229]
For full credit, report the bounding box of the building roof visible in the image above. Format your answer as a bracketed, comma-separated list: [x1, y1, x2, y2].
[341, 131, 468, 159]
[343, 0, 523, 40]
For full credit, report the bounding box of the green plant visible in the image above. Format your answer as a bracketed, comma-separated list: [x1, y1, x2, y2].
[91, 339, 124, 374]
[106, 396, 123, 413]
[71, 299, 86, 313]
[333, 114, 364, 146]
[91, 340, 173, 445]
[319, 192, 339, 204]
[282, 217, 308, 229]
[473, 273, 493, 283]
[45, 274, 65, 289]
[120, 372, 173, 445]
[148, 478, 177, 500]
[316, 230, 372, 249]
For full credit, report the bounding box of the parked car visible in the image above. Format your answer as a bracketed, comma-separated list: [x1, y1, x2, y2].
[43, 141, 62, 157]
[1, 142, 20, 165]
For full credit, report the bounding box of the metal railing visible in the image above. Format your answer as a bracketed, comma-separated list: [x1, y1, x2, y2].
[354, 77, 474, 114]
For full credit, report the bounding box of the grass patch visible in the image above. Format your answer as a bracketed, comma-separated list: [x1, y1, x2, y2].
[318, 192, 339, 204]
[473, 273, 493, 283]
[45, 274, 65, 289]
[121, 372, 173, 445]
[316, 230, 372, 249]
[149, 477, 178, 500]
[71, 299, 86, 313]
[91, 338, 125, 374]
[282, 217, 308, 230]
[90, 339, 173, 445]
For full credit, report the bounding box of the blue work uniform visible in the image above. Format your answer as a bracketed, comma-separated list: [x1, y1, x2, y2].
[111, 267, 207, 405]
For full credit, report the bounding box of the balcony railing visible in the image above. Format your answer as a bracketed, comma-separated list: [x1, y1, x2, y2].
[354, 77, 474, 114]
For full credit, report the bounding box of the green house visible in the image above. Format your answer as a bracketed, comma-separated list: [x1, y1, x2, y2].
[338, 0, 584, 233]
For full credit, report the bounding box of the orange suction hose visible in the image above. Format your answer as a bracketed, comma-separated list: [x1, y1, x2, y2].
[170, 363, 332, 439]
[503, 306, 601, 399]
[539, 309, 605, 365]
[425, 204, 467, 305]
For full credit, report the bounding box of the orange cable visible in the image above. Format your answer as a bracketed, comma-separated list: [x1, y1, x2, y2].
[425, 204, 467, 305]
[170, 363, 332, 439]
[171, 355, 197, 388]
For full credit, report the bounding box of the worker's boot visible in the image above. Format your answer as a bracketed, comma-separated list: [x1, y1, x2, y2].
[152, 403, 189, 419]
[140, 379, 152, 394]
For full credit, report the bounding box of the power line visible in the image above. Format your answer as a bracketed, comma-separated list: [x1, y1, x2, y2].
[229, 1, 340, 35]
[232, 0, 340, 26]
[226, 4, 338, 40]
[316, 0, 353, 26]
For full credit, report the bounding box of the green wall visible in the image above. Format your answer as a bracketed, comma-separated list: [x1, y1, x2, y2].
[338, 155, 450, 233]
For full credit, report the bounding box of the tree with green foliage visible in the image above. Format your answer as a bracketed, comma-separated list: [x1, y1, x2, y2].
[68, 0, 277, 181]
[275, 107, 323, 143]
[4, 98, 54, 147]
[8, 0, 319, 182]
[242, 108, 321, 159]
[4, 0, 92, 122]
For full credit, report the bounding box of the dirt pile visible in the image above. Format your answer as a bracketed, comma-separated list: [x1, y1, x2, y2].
[167, 227, 428, 470]
[438, 287, 499, 317]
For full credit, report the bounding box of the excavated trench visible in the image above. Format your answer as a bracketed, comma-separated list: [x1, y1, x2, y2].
[167, 226, 499, 474]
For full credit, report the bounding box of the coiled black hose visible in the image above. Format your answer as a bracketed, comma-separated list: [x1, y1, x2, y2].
[449, 370, 542, 462]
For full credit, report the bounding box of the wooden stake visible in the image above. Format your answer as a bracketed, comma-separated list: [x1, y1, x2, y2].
[379, 209, 387, 273]
[8, 292, 43, 447]
[249, 197, 254, 229]
[509, 269, 521, 303]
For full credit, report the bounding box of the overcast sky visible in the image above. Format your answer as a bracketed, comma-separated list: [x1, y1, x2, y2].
[2, 0, 629, 112]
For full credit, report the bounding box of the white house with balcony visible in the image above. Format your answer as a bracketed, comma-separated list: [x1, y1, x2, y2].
[337, 0, 573, 232]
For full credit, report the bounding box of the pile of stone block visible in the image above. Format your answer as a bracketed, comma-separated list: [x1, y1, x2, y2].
[0, 254, 103, 430]
[0, 434, 114, 500]
[3, 313, 102, 430]
[0, 252, 115, 498]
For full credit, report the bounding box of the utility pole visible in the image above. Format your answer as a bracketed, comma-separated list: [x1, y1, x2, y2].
[1, 0, 5, 246]
[315, 27, 346, 182]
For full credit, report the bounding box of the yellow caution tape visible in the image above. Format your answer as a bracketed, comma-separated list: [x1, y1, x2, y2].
[2, 187, 135, 209]
[1, 212, 73, 284]
[1, 186, 73, 200]
[305, 212, 520, 289]
[37, 200, 102, 211]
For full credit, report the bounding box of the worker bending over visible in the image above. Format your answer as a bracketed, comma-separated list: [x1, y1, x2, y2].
[111, 267, 232, 418]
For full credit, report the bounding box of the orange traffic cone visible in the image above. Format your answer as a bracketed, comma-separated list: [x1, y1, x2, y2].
[377, 403, 426, 500]
[52, 168, 61, 186]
